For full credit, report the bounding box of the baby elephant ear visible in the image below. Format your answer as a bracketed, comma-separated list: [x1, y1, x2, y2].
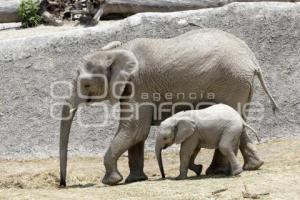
[174, 119, 196, 144]
[108, 50, 138, 104]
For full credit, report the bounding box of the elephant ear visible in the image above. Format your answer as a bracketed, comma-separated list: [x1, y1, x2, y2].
[174, 119, 196, 144]
[108, 50, 138, 104]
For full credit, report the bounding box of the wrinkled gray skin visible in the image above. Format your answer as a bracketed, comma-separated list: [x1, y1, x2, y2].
[156, 104, 260, 180]
[59, 29, 278, 186]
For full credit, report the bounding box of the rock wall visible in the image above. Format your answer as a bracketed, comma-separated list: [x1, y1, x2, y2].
[0, 0, 298, 23]
[0, 2, 299, 158]
[0, 0, 20, 23]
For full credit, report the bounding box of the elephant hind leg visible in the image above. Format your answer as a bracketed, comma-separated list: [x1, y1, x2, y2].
[206, 149, 230, 175]
[207, 84, 263, 174]
[240, 130, 264, 170]
[240, 87, 264, 170]
[218, 127, 243, 176]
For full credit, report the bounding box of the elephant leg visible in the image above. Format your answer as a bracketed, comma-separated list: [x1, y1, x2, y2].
[218, 146, 242, 176]
[218, 127, 243, 176]
[102, 128, 147, 185]
[240, 99, 264, 170]
[102, 129, 128, 185]
[207, 130, 262, 174]
[102, 105, 152, 185]
[125, 141, 148, 183]
[240, 130, 264, 170]
[176, 134, 199, 180]
[206, 149, 230, 175]
[189, 147, 202, 176]
[207, 90, 263, 173]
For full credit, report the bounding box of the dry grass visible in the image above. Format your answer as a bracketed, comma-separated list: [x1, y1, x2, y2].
[1, 138, 300, 199]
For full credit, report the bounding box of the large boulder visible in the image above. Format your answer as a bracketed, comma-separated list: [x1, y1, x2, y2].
[0, 2, 299, 158]
[0, 0, 20, 23]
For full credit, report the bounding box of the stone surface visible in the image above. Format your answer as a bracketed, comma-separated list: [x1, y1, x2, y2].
[0, 2, 299, 158]
[0, 0, 297, 23]
[0, 22, 21, 30]
[0, 0, 20, 23]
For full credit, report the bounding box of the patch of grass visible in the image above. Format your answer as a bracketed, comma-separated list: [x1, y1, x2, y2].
[18, 0, 41, 28]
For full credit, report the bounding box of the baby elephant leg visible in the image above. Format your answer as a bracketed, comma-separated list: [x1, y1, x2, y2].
[176, 135, 199, 180]
[189, 147, 202, 176]
[218, 128, 243, 176]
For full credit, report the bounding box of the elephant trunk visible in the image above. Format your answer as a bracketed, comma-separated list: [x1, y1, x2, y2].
[155, 142, 165, 179]
[59, 84, 80, 187]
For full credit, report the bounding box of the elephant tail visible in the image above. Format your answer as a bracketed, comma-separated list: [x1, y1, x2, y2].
[243, 122, 261, 143]
[255, 68, 279, 112]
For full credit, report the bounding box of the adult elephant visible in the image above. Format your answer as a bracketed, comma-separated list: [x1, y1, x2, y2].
[59, 29, 278, 186]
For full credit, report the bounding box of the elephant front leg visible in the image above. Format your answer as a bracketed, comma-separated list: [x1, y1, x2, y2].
[102, 105, 152, 185]
[102, 130, 148, 185]
[189, 147, 202, 176]
[125, 141, 148, 183]
[240, 130, 264, 170]
[102, 132, 126, 185]
[176, 135, 199, 180]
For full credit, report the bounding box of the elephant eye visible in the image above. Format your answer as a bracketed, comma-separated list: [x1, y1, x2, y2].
[163, 137, 167, 140]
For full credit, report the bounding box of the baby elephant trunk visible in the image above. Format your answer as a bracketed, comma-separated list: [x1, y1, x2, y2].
[155, 143, 165, 178]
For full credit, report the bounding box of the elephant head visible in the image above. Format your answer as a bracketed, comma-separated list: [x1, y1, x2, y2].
[155, 116, 196, 178]
[59, 42, 138, 187]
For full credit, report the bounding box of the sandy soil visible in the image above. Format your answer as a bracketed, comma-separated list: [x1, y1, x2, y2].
[0, 138, 300, 200]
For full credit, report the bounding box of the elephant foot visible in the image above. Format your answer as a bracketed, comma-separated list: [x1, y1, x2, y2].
[243, 158, 264, 170]
[59, 179, 66, 187]
[231, 167, 243, 176]
[91, 18, 99, 26]
[206, 165, 230, 175]
[175, 174, 187, 180]
[125, 172, 148, 183]
[191, 164, 203, 176]
[102, 171, 123, 186]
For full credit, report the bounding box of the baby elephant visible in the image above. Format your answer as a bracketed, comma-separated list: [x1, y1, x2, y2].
[155, 104, 259, 180]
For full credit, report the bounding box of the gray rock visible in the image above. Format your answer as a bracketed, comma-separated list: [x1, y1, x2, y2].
[0, 0, 297, 23]
[0, 22, 21, 30]
[0, 0, 20, 23]
[0, 2, 299, 158]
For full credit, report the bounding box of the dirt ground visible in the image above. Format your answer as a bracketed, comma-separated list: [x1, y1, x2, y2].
[0, 138, 299, 200]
